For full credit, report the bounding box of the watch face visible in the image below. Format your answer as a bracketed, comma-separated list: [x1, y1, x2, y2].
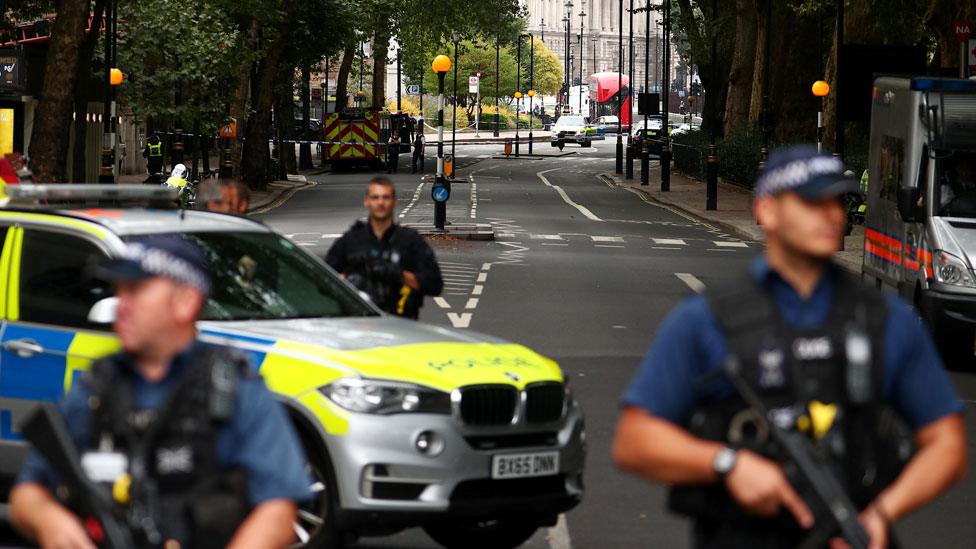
[715, 448, 736, 475]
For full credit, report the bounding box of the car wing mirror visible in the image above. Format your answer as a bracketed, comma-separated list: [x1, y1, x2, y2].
[896, 187, 921, 223]
[87, 297, 118, 324]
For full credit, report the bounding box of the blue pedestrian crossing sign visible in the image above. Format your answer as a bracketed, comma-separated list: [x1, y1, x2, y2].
[432, 186, 450, 203]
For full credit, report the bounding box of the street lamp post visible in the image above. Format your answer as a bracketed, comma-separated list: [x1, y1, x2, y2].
[432, 54, 452, 230]
[616, 0, 623, 174]
[812, 80, 830, 153]
[528, 34, 535, 154]
[579, 4, 586, 117]
[514, 91, 523, 157]
[494, 27, 500, 138]
[528, 89, 536, 153]
[641, 0, 651, 187]
[564, 1, 573, 114]
[625, 0, 634, 180]
[451, 32, 459, 169]
[98, 0, 116, 183]
[661, 0, 672, 192]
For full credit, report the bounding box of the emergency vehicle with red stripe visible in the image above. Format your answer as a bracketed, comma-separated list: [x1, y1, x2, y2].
[862, 76, 976, 360]
[322, 109, 409, 168]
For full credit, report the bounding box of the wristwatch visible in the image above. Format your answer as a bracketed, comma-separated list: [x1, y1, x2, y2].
[713, 446, 738, 479]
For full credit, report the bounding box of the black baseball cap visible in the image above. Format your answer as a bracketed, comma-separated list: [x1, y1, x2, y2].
[755, 145, 860, 200]
[90, 236, 211, 294]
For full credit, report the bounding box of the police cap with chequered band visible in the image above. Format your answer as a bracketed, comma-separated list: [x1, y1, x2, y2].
[755, 145, 860, 201]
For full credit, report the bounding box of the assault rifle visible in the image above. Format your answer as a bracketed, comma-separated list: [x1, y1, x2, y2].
[21, 403, 136, 549]
[722, 358, 871, 549]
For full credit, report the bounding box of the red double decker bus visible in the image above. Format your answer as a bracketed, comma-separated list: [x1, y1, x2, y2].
[587, 72, 631, 130]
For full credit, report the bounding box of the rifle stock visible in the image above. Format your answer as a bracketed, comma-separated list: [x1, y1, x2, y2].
[21, 403, 136, 549]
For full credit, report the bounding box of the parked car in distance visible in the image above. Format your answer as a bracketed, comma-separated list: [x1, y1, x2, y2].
[593, 115, 621, 134]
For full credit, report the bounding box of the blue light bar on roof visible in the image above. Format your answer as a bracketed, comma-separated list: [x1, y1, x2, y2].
[911, 77, 976, 91]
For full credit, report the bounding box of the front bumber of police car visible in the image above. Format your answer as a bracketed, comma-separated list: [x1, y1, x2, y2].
[204, 315, 585, 547]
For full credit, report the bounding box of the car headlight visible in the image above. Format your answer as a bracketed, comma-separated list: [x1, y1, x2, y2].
[320, 378, 451, 415]
[934, 250, 976, 288]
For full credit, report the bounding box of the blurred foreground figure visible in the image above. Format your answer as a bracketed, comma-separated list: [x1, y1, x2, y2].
[614, 146, 967, 549]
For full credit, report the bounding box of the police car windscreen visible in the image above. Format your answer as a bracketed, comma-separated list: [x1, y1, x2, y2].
[140, 232, 378, 320]
[936, 152, 976, 219]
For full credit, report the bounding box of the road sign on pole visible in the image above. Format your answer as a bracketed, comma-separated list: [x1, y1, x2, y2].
[956, 20, 972, 42]
[406, 84, 420, 95]
[468, 75, 480, 94]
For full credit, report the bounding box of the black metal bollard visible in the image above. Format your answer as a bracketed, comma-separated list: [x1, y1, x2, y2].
[625, 142, 635, 180]
[528, 130, 533, 154]
[640, 141, 649, 186]
[661, 140, 671, 192]
[706, 144, 718, 210]
[515, 133, 520, 157]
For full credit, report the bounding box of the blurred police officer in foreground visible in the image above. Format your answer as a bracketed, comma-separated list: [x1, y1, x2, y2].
[10, 236, 310, 549]
[613, 146, 967, 548]
[200, 178, 251, 215]
[326, 176, 443, 319]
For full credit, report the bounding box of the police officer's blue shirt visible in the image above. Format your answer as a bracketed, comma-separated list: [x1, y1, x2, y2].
[622, 257, 964, 429]
[17, 341, 313, 506]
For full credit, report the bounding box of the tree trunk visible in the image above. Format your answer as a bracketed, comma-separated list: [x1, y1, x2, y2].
[765, 4, 820, 142]
[229, 20, 258, 180]
[724, 0, 757, 135]
[69, 0, 106, 183]
[335, 44, 355, 113]
[371, 17, 392, 109]
[299, 62, 313, 169]
[274, 63, 298, 174]
[29, 0, 92, 183]
[242, 13, 293, 190]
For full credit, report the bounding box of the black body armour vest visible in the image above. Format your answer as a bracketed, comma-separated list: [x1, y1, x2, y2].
[669, 271, 914, 549]
[86, 347, 250, 549]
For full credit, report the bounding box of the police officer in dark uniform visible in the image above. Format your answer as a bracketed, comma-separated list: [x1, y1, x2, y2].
[10, 236, 311, 549]
[613, 146, 967, 548]
[412, 119, 426, 174]
[326, 176, 443, 319]
[143, 133, 165, 182]
[387, 130, 401, 174]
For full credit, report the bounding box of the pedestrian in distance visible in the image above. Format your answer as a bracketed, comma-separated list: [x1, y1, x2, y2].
[10, 236, 312, 549]
[613, 145, 967, 549]
[412, 118, 425, 174]
[325, 175, 443, 319]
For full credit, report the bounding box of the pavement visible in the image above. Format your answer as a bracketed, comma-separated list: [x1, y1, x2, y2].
[602, 164, 866, 274]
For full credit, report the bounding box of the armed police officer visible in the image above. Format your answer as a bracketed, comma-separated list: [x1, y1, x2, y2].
[10, 236, 311, 549]
[613, 146, 967, 548]
[326, 175, 443, 319]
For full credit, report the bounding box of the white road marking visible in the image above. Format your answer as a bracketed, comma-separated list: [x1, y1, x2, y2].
[447, 312, 472, 328]
[714, 241, 749, 248]
[465, 298, 479, 309]
[398, 182, 426, 219]
[594, 244, 625, 248]
[653, 238, 687, 246]
[541, 243, 570, 246]
[433, 297, 451, 309]
[477, 273, 488, 282]
[707, 249, 737, 252]
[537, 168, 604, 221]
[547, 514, 572, 549]
[591, 236, 624, 243]
[651, 246, 681, 250]
[675, 273, 706, 293]
[320, 233, 343, 239]
[532, 234, 565, 240]
[472, 285, 484, 295]
[470, 182, 478, 219]
[482, 263, 492, 271]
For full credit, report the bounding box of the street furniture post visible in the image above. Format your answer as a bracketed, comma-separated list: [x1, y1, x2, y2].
[640, 138, 649, 186]
[626, 139, 634, 180]
[812, 80, 830, 153]
[514, 91, 523, 157]
[432, 54, 452, 230]
[615, 0, 623, 174]
[528, 89, 536, 155]
[706, 143, 718, 210]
